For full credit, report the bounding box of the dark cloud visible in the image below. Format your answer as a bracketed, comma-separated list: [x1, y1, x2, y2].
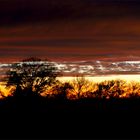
[0, 0, 140, 25]
[0, 0, 140, 62]
[0, 39, 93, 46]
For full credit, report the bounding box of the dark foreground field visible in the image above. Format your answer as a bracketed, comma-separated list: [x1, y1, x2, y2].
[0, 96, 140, 139]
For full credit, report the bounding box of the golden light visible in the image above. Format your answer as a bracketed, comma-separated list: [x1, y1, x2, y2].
[1, 74, 140, 99]
[57, 74, 140, 83]
[0, 83, 11, 98]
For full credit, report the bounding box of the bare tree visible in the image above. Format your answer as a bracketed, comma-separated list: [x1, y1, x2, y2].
[71, 76, 90, 99]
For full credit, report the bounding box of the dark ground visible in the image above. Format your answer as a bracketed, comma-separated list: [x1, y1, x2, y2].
[0, 96, 140, 139]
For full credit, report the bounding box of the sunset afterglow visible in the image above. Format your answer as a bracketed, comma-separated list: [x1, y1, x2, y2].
[1, 0, 140, 137]
[0, 0, 140, 62]
[1, 74, 140, 99]
[58, 75, 140, 83]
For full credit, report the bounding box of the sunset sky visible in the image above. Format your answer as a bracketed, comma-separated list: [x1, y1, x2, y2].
[0, 0, 140, 62]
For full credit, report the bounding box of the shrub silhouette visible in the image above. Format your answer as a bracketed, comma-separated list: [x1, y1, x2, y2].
[126, 81, 140, 98]
[0, 89, 5, 98]
[56, 82, 73, 100]
[95, 80, 126, 99]
[5, 57, 60, 98]
[67, 76, 92, 99]
[44, 81, 73, 100]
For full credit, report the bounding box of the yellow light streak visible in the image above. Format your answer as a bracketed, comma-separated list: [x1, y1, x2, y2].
[57, 74, 140, 83]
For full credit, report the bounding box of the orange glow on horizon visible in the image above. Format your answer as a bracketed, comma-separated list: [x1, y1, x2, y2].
[1, 74, 140, 99]
[57, 75, 140, 83]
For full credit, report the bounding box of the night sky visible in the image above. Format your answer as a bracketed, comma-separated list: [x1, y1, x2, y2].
[0, 0, 140, 62]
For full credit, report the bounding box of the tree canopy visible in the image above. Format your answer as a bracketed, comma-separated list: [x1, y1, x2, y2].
[5, 57, 60, 97]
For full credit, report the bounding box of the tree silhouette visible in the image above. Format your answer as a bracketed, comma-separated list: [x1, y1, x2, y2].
[5, 57, 60, 98]
[55, 82, 73, 100]
[95, 80, 126, 99]
[71, 76, 90, 99]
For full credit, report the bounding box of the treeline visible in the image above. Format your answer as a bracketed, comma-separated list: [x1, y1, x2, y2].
[41, 77, 140, 100]
[0, 57, 140, 100]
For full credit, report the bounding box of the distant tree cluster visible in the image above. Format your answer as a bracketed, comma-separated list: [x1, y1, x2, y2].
[1, 57, 140, 101]
[4, 57, 60, 98]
